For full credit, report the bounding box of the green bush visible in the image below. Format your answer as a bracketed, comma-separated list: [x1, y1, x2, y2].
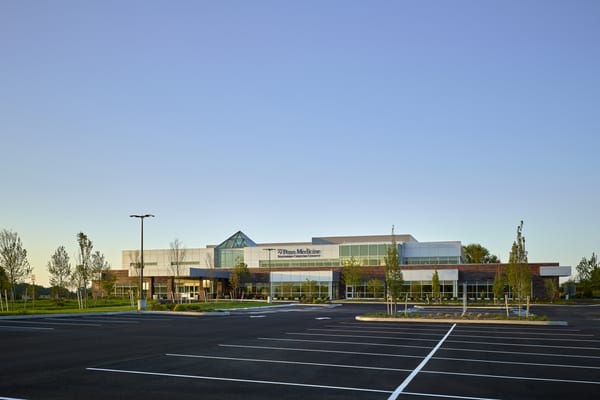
[173, 303, 202, 312]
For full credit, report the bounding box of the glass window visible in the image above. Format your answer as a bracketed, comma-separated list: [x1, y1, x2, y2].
[359, 245, 368, 256]
[369, 244, 378, 255]
[340, 246, 350, 257]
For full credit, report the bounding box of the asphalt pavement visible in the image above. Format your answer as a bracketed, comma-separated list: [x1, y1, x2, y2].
[1, 303, 599, 399]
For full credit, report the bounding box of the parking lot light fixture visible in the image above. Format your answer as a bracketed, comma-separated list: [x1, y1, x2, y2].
[129, 214, 155, 311]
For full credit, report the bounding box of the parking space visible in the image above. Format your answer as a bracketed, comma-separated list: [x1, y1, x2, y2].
[1, 305, 599, 399]
[0, 313, 181, 331]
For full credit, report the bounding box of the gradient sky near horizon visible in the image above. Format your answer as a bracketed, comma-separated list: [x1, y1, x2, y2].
[2, 0, 599, 286]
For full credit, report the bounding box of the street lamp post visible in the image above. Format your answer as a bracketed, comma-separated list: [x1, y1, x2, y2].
[263, 248, 275, 303]
[130, 214, 154, 311]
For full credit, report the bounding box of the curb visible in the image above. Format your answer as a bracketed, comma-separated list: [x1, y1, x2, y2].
[355, 316, 568, 326]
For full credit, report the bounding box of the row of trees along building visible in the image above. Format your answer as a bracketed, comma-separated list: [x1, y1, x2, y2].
[0, 229, 111, 310]
[342, 221, 563, 315]
[46, 232, 111, 309]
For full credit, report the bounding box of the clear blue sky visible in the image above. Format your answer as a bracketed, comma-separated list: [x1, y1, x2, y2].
[2, 0, 599, 286]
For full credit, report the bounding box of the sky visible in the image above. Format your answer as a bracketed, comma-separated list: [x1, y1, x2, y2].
[1, 0, 599, 286]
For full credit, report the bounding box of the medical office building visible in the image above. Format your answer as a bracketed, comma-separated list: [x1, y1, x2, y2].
[111, 231, 571, 301]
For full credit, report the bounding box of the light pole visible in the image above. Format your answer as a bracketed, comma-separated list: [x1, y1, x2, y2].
[130, 214, 154, 311]
[263, 248, 276, 303]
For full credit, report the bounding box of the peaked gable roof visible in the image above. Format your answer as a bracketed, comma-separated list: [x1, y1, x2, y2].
[216, 231, 257, 249]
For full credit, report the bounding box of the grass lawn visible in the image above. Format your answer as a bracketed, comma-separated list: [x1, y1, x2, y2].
[0, 298, 275, 316]
[0, 298, 136, 316]
[153, 300, 270, 312]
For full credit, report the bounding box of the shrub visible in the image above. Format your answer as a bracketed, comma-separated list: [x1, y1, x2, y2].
[150, 302, 166, 311]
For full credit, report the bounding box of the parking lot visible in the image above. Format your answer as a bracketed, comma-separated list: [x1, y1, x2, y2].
[1, 304, 599, 399]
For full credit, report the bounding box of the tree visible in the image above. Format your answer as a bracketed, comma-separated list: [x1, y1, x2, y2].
[100, 270, 117, 298]
[576, 252, 597, 282]
[575, 253, 598, 298]
[281, 282, 294, 299]
[229, 260, 250, 299]
[367, 279, 383, 298]
[73, 232, 93, 309]
[169, 238, 187, 301]
[463, 244, 501, 263]
[91, 251, 110, 299]
[544, 278, 559, 303]
[561, 279, 577, 299]
[301, 279, 319, 301]
[592, 268, 600, 296]
[342, 256, 363, 299]
[0, 229, 32, 307]
[492, 267, 505, 304]
[0, 267, 8, 298]
[431, 270, 441, 302]
[506, 221, 531, 315]
[47, 246, 72, 299]
[384, 227, 403, 316]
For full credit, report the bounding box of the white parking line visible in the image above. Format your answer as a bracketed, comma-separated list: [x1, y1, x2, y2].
[388, 323, 456, 400]
[309, 328, 600, 343]
[447, 338, 600, 351]
[75, 318, 140, 324]
[86, 367, 393, 394]
[219, 344, 426, 359]
[401, 391, 498, 400]
[259, 337, 432, 350]
[0, 325, 53, 331]
[288, 332, 600, 350]
[423, 369, 600, 385]
[433, 355, 600, 370]
[456, 325, 582, 333]
[15, 320, 102, 327]
[166, 353, 412, 372]
[309, 328, 446, 337]
[442, 346, 600, 360]
[287, 332, 441, 343]
[343, 322, 582, 334]
[455, 328, 588, 336]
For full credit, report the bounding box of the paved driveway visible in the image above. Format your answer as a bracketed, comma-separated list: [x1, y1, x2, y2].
[1, 303, 598, 399]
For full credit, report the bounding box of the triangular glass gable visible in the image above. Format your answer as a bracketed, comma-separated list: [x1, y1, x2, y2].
[216, 231, 257, 249]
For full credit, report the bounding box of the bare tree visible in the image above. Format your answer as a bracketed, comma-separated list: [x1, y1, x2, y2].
[47, 245, 72, 299]
[170, 238, 186, 302]
[0, 229, 32, 307]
